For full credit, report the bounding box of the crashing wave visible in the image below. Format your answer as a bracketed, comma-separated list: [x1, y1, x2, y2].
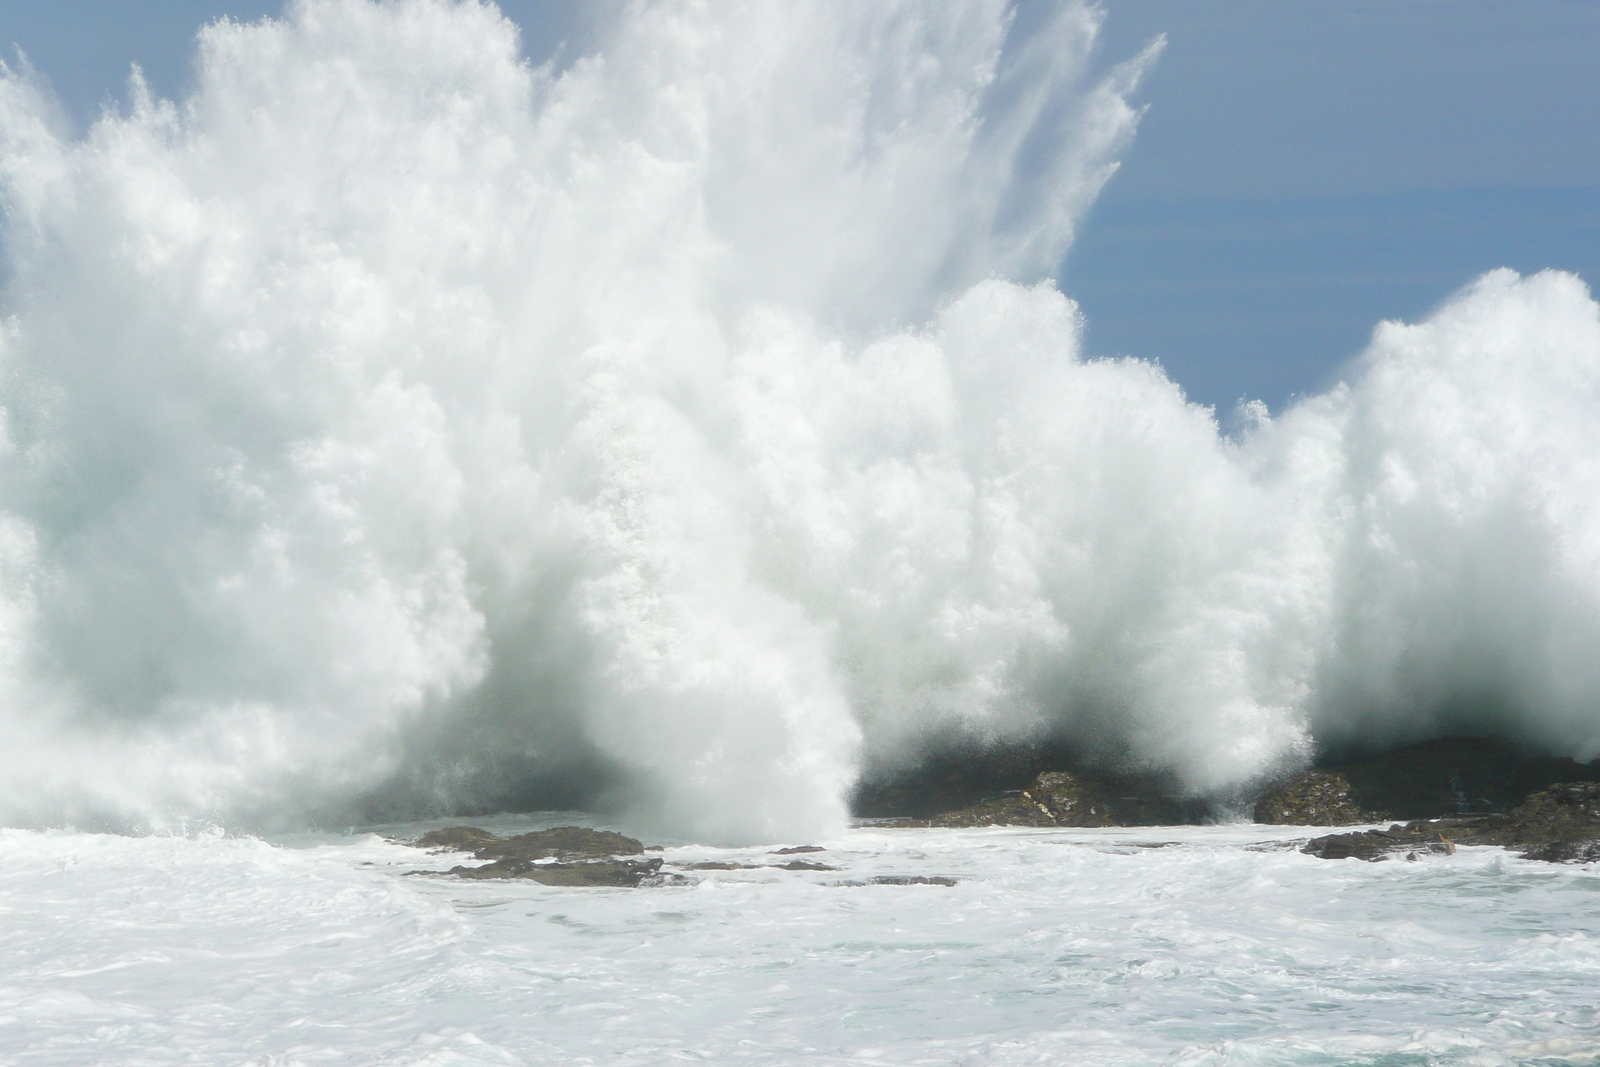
[0, 0, 1595, 841]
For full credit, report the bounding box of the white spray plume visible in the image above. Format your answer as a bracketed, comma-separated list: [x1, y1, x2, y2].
[0, 0, 1595, 842]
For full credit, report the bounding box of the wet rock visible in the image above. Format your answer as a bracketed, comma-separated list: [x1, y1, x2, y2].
[413, 825, 645, 861]
[1471, 781, 1600, 862]
[1521, 839, 1600, 864]
[929, 769, 1203, 828]
[451, 856, 663, 886]
[830, 875, 958, 887]
[1254, 770, 1380, 825]
[679, 860, 761, 871]
[1494, 780, 1600, 842]
[472, 826, 645, 862]
[1303, 782, 1600, 863]
[1306, 737, 1596, 823]
[852, 742, 1081, 819]
[414, 826, 502, 851]
[771, 845, 825, 854]
[414, 825, 658, 884]
[1302, 824, 1462, 861]
[771, 859, 838, 871]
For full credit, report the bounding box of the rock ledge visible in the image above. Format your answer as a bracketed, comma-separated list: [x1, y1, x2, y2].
[1303, 782, 1600, 863]
[921, 770, 1203, 828]
[415, 826, 661, 886]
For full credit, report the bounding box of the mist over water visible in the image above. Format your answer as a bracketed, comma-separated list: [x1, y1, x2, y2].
[0, 0, 1595, 843]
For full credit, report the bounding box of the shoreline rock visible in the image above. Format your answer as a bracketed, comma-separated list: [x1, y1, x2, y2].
[1303, 782, 1600, 863]
[1257, 737, 1599, 825]
[410, 828, 861, 883]
[419, 825, 646, 860]
[919, 769, 1206, 829]
[863, 734, 1598, 833]
[452, 855, 665, 886]
[399, 743, 1600, 881]
[415, 825, 662, 886]
[1253, 770, 1379, 825]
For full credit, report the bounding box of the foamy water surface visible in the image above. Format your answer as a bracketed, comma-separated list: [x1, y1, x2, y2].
[2, 820, 1597, 1066]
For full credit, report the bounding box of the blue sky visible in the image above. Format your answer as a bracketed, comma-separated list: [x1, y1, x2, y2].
[2, 0, 1596, 412]
[1075, 0, 1600, 412]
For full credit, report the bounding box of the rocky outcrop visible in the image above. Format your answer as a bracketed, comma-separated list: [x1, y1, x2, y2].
[927, 770, 1203, 828]
[1254, 770, 1380, 825]
[411, 828, 862, 884]
[1523, 839, 1600, 863]
[461, 826, 645, 860]
[453, 855, 664, 886]
[852, 743, 1082, 819]
[1257, 737, 1600, 825]
[1301, 822, 1464, 861]
[1304, 782, 1600, 863]
[772, 859, 839, 871]
[1483, 780, 1600, 862]
[680, 860, 762, 871]
[1493, 779, 1600, 840]
[415, 825, 661, 886]
[413, 826, 502, 851]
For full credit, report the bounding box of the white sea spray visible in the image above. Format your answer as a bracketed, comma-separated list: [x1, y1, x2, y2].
[0, 0, 1595, 841]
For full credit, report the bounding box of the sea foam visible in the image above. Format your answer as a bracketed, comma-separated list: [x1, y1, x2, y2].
[0, 0, 1595, 841]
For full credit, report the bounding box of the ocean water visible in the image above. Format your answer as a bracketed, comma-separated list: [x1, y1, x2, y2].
[3, 3, 1600, 1059]
[2, 821, 1598, 1066]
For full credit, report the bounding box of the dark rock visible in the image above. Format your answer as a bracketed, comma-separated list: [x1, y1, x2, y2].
[929, 769, 1204, 828]
[1495, 780, 1600, 841]
[771, 859, 838, 871]
[1318, 737, 1596, 822]
[1522, 839, 1600, 864]
[471, 826, 645, 862]
[1302, 824, 1463, 861]
[451, 856, 663, 886]
[852, 741, 1083, 819]
[830, 875, 958, 887]
[771, 845, 826, 854]
[860, 733, 1597, 827]
[1473, 781, 1600, 862]
[414, 826, 503, 851]
[1254, 770, 1381, 825]
[414, 825, 658, 884]
[678, 860, 761, 871]
[1303, 782, 1600, 863]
